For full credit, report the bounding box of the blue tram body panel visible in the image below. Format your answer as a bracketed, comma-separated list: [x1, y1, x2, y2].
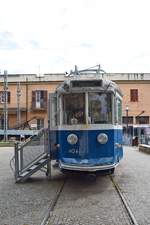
[49, 128, 123, 169]
[114, 128, 123, 160]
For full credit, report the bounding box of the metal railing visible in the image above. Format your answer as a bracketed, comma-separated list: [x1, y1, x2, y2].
[139, 135, 150, 145]
[14, 128, 49, 180]
[123, 134, 150, 146]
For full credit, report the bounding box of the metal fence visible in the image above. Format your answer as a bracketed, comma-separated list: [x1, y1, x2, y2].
[14, 128, 49, 179]
[139, 135, 150, 145]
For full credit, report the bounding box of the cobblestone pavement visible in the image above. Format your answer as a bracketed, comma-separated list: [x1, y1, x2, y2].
[115, 146, 150, 225]
[47, 146, 150, 225]
[0, 147, 64, 225]
[47, 174, 132, 225]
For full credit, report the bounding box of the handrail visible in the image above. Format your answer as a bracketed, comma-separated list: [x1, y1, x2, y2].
[17, 128, 48, 149]
[14, 128, 49, 180]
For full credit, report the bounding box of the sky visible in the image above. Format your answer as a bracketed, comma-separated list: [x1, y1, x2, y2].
[0, 0, 150, 74]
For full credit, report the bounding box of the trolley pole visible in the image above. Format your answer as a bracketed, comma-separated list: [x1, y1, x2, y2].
[3, 70, 8, 142]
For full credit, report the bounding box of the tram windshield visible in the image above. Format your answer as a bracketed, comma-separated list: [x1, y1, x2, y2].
[63, 93, 85, 125]
[88, 93, 112, 124]
[62, 92, 112, 125]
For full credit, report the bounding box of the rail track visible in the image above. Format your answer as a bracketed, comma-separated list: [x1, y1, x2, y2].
[110, 175, 139, 225]
[40, 173, 139, 225]
[40, 178, 66, 225]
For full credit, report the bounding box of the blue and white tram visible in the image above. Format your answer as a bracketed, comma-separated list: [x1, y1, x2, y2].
[49, 78, 123, 174]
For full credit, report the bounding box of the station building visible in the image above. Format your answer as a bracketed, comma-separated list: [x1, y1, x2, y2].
[0, 72, 150, 143]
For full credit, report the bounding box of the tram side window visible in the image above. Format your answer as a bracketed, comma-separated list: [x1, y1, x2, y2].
[62, 93, 85, 125]
[50, 94, 57, 127]
[116, 98, 122, 124]
[53, 95, 58, 126]
[88, 93, 112, 124]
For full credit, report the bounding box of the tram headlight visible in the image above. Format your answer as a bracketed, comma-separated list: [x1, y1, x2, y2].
[67, 134, 78, 145]
[97, 133, 108, 144]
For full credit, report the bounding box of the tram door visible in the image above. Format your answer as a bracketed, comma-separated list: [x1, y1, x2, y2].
[48, 93, 58, 159]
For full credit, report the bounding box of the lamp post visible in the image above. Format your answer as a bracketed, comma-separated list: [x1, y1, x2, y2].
[17, 82, 21, 128]
[3, 70, 8, 142]
[126, 105, 129, 136]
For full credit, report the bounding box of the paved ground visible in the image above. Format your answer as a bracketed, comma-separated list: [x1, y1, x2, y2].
[115, 146, 150, 225]
[47, 146, 150, 225]
[0, 146, 150, 225]
[47, 175, 131, 225]
[0, 147, 64, 225]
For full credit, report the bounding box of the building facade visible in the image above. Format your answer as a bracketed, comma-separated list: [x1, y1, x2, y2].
[0, 72, 150, 143]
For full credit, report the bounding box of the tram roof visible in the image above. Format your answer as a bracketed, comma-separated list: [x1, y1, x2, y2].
[56, 76, 123, 96]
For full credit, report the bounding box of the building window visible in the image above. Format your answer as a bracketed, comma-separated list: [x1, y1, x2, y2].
[122, 116, 133, 124]
[32, 90, 47, 110]
[136, 116, 149, 124]
[0, 116, 4, 129]
[0, 115, 10, 129]
[37, 118, 44, 130]
[0, 91, 10, 103]
[130, 89, 138, 102]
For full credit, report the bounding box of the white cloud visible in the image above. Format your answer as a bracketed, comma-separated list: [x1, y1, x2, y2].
[0, 0, 150, 73]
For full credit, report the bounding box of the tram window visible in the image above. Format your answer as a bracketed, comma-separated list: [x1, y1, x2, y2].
[117, 98, 122, 124]
[62, 93, 85, 125]
[88, 93, 112, 124]
[49, 93, 57, 127]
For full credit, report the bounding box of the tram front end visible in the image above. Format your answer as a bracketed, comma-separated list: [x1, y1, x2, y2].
[49, 79, 123, 174]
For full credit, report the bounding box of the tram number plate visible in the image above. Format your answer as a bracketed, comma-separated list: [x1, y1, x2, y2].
[68, 148, 79, 154]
